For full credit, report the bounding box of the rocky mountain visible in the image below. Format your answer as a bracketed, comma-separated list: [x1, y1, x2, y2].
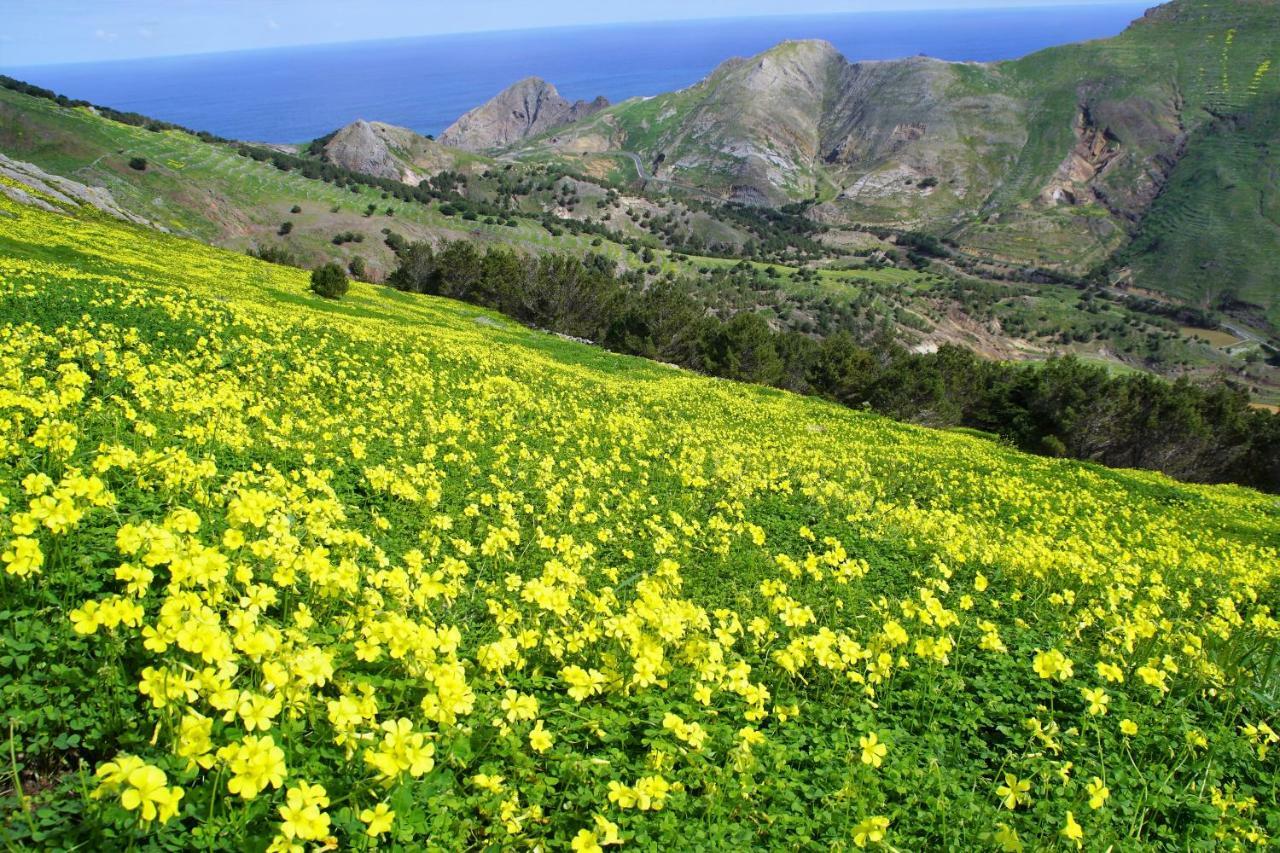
[319, 119, 466, 184]
[439, 77, 608, 151]
[504, 0, 1279, 324]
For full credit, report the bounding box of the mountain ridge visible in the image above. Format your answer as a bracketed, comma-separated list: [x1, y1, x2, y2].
[489, 0, 1279, 324]
[439, 76, 609, 151]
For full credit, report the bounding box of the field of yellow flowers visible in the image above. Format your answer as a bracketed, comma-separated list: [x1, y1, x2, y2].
[1, 191, 1278, 850]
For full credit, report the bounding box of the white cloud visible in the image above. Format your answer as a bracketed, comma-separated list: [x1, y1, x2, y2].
[94, 28, 119, 41]
[266, 18, 281, 30]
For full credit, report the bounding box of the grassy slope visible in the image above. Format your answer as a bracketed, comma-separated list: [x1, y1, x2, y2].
[3, 81, 1265, 390]
[1122, 94, 1280, 325]
[993, 0, 1280, 322]
[2, 36, 1275, 383]
[1, 187, 1279, 847]
[1, 86, 941, 305]
[0, 85, 981, 338]
[939, 0, 1280, 320]
[0, 87, 723, 280]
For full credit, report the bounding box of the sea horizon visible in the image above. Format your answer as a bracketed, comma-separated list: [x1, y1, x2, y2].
[1, 3, 1150, 143]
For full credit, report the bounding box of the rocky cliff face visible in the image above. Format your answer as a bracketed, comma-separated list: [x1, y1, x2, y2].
[439, 78, 608, 151]
[653, 40, 846, 204]
[819, 56, 1025, 219]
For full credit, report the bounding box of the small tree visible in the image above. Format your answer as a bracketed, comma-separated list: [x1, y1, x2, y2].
[291, 204, 302, 214]
[348, 255, 366, 280]
[310, 263, 349, 299]
[128, 157, 148, 171]
[278, 221, 293, 235]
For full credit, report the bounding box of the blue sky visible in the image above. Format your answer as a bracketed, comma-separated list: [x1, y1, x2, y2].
[3, 0, 1140, 67]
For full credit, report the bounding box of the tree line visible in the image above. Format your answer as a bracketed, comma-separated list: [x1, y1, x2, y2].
[1, 75, 231, 143]
[7, 73, 1276, 490]
[385, 239, 1280, 492]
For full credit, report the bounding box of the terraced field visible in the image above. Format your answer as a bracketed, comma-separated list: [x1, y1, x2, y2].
[1122, 95, 1280, 327]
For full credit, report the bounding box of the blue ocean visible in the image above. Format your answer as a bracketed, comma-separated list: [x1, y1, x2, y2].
[3, 5, 1149, 144]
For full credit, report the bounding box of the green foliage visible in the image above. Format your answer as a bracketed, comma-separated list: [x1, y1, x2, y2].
[248, 244, 300, 268]
[309, 262, 349, 299]
[0, 193, 1278, 851]
[347, 255, 366, 281]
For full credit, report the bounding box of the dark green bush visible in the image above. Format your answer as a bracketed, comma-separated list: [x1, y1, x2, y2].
[310, 263, 349, 299]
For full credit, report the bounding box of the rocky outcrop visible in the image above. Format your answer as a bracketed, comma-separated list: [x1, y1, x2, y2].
[0, 152, 157, 227]
[1040, 97, 1182, 218]
[320, 120, 467, 184]
[321, 120, 403, 180]
[439, 78, 608, 151]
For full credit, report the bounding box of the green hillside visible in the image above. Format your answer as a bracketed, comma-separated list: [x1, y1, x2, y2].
[0, 83, 929, 299]
[2, 163, 1279, 849]
[5, 66, 1278, 409]
[991, 0, 1280, 323]
[0, 85, 703, 281]
[1120, 94, 1280, 325]
[508, 0, 1280, 327]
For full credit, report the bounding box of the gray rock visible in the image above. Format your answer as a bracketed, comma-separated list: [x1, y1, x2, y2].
[0, 152, 156, 227]
[321, 120, 403, 181]
[320, 120, 468, 183]
[440, 78, 609, 151]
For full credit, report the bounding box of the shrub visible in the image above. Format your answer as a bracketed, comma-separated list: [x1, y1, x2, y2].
[128, 157, 147, 171]
[309, 262, 349, 299]
[248, 244, 299, 268]
[348, 255, 366, 280]
[291, 204, 302, 214]
[278, 221, 293, 236]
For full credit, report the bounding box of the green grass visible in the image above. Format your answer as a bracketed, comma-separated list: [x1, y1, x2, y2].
[1, 187, 1279, 851]
[0, 88, 760, 281]
[1122, 94, 1280, 326]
